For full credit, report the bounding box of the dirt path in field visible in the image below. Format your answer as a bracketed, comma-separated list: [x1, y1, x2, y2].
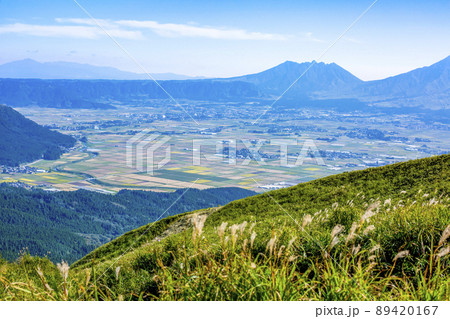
[153, 207, 219, 241]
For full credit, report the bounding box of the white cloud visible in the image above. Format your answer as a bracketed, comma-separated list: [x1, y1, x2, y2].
[0, 22, 143, 40]
[55, 18, 117, 29]
[116, 20, 289, 40]
[0, 18, 289, 41]
[301, 32, 324, 43]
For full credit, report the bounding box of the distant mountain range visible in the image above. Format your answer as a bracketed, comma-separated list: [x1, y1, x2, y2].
[0, 56, 448, 111]
[222, 56, 450, 110]
[0, 105, 75, 166]
[347, 55, 450, 109]
[0, 59, 203, 80]
[0, 78, 258, 109]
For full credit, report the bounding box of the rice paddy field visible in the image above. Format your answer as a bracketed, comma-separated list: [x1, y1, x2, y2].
[2, 106, 448, 193]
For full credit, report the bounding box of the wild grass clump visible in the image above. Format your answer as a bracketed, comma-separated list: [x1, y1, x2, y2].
[83, 193, 448, 300]
[1, 199, 448, 300]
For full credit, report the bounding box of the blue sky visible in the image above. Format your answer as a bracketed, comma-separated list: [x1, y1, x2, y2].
[0, 0, 449, 80]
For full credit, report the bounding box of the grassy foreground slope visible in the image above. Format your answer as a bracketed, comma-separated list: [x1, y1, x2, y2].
[1, 154, 449, 300]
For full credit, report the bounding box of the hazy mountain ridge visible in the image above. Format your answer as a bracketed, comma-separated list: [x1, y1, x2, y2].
[224, 60, 363, 97]
[0, 56, 448, 110]
[225, 57, 450, 109]
[336, 55, 450, 109]
[0, 59, 203, 80]
[357, 55, 450, 97]
[0, 78, 259, 109]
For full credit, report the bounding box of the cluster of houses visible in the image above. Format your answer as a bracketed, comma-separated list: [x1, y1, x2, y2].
[1, 165, 47, 175]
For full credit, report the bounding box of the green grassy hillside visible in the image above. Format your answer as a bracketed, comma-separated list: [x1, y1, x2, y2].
[1, 154, 449, 300]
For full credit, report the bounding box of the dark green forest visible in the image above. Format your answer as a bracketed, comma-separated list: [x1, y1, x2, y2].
[0, 185, 255, 263]
[0, 104, 76, 166]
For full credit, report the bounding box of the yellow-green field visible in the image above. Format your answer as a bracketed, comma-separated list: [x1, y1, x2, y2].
[3, 106, 445, 193]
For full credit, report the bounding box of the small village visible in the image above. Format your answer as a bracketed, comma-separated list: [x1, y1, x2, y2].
[1, 165, 47, 175]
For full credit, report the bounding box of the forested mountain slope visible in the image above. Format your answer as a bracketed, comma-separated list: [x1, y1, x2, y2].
[0, 186, 255, 263]
[0, 105, 75, 166]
